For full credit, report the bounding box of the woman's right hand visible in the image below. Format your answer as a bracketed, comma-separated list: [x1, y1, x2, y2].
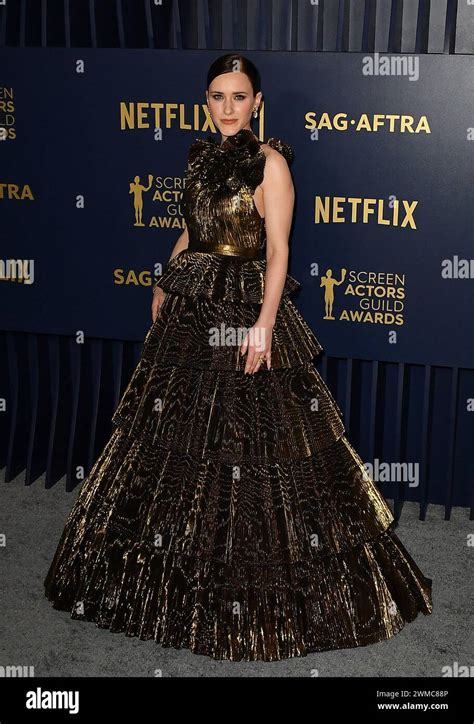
[151, 286, 167, 323]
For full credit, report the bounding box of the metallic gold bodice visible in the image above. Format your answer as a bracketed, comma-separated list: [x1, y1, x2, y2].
[182, 129, 294, 260]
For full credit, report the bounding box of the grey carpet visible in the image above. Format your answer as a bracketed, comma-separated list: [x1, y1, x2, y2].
[1, 466, 472, 678]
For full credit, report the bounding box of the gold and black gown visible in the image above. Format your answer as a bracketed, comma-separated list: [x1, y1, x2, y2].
[43, 127, 433, 661]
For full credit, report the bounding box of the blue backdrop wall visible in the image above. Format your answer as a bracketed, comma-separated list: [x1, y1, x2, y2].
[2, 50, 473, 369]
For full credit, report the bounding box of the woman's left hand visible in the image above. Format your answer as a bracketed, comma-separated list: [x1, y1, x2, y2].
[240, 319, 273, 374]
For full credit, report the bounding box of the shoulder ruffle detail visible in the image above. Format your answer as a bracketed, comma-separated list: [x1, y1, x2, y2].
[155, 249, 301, 304]
[186, 129, 264, 196]
[185, 129, 294, 195]
[266, 137, 294, 166]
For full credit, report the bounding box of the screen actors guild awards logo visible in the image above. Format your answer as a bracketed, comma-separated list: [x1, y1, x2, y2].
[320, 267, 405, 325]
[129, 174, 154, 226]
[320, 268, 347, 320]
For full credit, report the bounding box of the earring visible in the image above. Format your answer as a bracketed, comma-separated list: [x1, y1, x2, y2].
[253, 107, 258, 118]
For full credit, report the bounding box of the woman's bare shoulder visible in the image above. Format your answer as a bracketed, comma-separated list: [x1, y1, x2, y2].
[260, 137, 294, 167]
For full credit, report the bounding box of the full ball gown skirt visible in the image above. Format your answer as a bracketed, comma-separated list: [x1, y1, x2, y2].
[43, 129, 433, 661]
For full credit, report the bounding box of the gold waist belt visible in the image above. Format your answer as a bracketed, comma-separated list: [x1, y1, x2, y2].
[188, 241, 262, 259]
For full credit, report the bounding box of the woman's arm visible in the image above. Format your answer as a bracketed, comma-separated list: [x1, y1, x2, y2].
[257, 150, 295, 327]
[163, 157, 191, 264]
[152, 226, 189, 292]
[168, 226, 189, 261]
[239, 148, 295, 373]
[151, 155, 191, 319]
[151, 227, 189, 321]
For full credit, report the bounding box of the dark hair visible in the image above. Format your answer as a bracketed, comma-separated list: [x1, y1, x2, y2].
[207, 54, 261, 96]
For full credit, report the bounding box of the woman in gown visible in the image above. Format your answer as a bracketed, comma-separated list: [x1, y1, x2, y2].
[44, 53, 433, 662]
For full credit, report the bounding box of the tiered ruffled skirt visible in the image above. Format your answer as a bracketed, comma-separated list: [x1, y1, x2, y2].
[43, 249, 433, 661]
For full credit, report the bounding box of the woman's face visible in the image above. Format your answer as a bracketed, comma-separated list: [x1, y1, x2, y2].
[206, 71, 261, 137]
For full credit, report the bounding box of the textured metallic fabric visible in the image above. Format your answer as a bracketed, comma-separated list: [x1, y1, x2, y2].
[44, 128, 433, 661]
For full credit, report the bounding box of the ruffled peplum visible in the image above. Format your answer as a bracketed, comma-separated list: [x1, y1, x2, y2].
[155, 248, 301, 303]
